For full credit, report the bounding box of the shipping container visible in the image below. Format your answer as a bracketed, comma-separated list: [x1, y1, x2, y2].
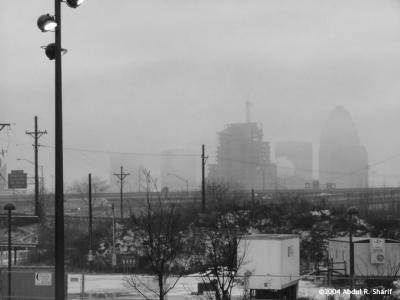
[328, 237, 400, 277]
[0, 266, 55, 300]
[238, 234, 300, 299]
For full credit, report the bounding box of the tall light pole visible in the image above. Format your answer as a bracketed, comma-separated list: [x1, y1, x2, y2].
[4, 203, 15, 300]
[201, 144, 207, 213]
[347, 206, 358, 299]
[54, 1, 65, 297]
[37, 1, 85, 299]
[166, 172, 189, 196]
[88, 173, 93, 272]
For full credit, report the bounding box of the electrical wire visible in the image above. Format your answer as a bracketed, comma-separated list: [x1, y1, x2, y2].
[40, 144, 199, 157]
[26, 144, 400, 180]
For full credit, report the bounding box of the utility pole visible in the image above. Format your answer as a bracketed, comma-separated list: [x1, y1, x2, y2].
[111, 202, 116, 267]
[201, 144, 207, 213]
[4, 203, 15, 300]
[36, 1, 85, 298]
[0, 123, 11, 187]
[25, 116, 47, 217]
[88, 173, 93, 272]
[113, 166, 130, 219]
[0, 124, 10, 132]
[347, 207, 358, 300]
[53, 0, 66, 295]
[138, 166, 142, 193]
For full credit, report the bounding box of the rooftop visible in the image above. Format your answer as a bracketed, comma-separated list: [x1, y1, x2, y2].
[329, 237, 400, 243]
[241, 234, 299, 240]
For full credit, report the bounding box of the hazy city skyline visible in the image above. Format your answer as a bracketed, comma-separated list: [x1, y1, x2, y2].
[3, 0, 400, 188]
[319, 106, 368, 189]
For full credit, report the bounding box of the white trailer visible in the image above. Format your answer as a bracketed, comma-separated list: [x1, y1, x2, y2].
[328, 237, 400, 277]
[238, 234, 300, 300]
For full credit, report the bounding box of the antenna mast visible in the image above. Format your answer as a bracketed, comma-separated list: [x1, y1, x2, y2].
[245, 100, 252, 123]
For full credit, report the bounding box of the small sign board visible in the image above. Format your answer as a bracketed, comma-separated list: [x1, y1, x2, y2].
[70, 277, 80, 282]
[370, 238, 385, 264]
[8, 170, 27, 189]
[35, 272, 52, 286]
[88, 250, 94, 262]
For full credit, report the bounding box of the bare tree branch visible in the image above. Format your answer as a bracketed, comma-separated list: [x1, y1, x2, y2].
[125, 169, 189, 300]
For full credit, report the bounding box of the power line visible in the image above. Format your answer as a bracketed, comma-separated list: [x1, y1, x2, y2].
[325, 152, 400, 185]
[35, 143, 363, 176]
[40, 144, 199, 157]
[35, 143, 400, 179]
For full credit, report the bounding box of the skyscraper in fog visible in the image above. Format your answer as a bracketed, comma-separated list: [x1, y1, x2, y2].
[208, 122, 276, 190]
[275, 141, 313, 189]
[319, 106, 368, 188]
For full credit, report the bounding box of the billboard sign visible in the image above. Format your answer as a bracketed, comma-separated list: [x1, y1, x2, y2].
[8, 170, 27, 189]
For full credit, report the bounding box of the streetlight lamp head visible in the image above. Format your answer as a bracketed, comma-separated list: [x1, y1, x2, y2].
[43, 43, 56, 60]
[65, 0, 85, 8]
[37, 14, 57, 32]
[42, 43, 68, 60]
[3, 203, 15, 211]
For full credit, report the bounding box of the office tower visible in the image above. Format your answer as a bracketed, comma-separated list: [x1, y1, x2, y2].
[319, 106, 368, 188]
[209, 122, 276, 190]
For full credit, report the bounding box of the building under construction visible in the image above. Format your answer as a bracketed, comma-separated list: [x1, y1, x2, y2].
[208, 122, 277, 190]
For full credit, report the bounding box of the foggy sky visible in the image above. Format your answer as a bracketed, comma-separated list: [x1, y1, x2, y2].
[2, 0, 400, 188]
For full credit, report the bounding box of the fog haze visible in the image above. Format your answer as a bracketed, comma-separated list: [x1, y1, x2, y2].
[2, 0, 400, 187]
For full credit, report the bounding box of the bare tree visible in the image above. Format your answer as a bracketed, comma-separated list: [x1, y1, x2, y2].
[68, 176, 109, 196]
[195, 182, 248, 300]
[67, 176, 109, 213]
[199, 227, 247, 300]
[125, 169, 188, 300]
